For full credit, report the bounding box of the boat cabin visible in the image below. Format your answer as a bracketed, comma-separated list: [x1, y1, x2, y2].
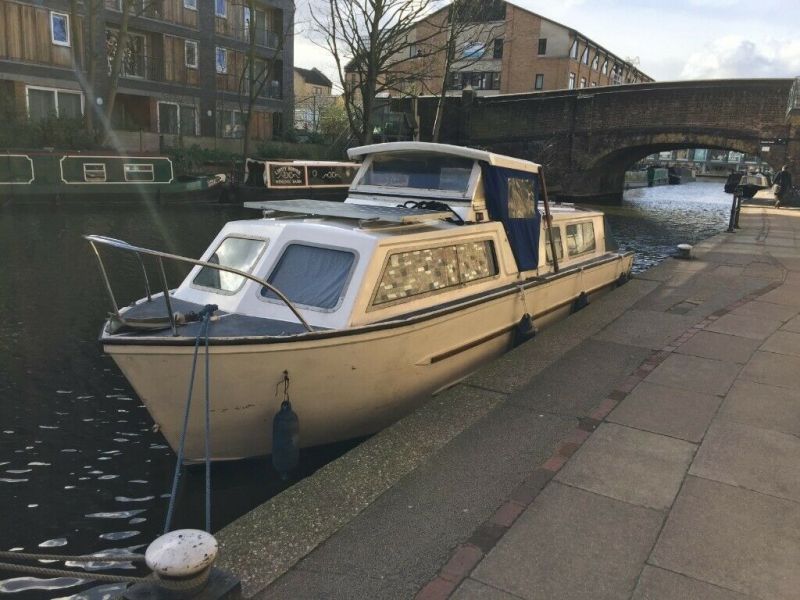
[236, 158, 359, 203]
[162, 143, 610, 330]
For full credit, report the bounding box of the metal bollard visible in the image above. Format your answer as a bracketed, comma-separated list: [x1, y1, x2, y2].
[734, 193, 742, 229]
[124, 530, 241, 600]
[726, 192, 739, 233]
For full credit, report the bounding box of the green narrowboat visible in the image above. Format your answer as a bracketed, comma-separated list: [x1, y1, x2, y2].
[0, 153, 225, 203]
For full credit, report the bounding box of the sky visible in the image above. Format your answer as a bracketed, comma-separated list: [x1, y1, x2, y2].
[293, 0, 800, 87]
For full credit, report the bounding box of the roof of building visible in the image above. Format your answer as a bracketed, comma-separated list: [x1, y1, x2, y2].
[294, 67, 333, 88]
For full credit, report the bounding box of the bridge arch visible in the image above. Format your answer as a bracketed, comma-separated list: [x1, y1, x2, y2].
[406, 78, 800, 203]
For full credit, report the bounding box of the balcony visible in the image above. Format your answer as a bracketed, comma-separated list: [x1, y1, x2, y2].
[115, 55, 200, 87]
[216, 72, 282, 99]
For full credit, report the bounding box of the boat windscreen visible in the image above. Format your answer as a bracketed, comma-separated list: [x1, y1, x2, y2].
[359, 152, 473, 194]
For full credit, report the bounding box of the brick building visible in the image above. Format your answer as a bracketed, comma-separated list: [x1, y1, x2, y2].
[0, 0, 293, 150]
[406, 0, 652, 98]
[293, 66, 334, 131]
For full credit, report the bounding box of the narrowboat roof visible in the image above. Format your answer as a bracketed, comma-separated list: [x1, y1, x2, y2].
[347, 142, 541, 174]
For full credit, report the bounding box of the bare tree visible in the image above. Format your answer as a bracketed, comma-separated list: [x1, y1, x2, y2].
[429, 0, 504, 141]
[312, 0, 442, 145]
[233, 0, 295, 161]
[69, 0, 159, 141]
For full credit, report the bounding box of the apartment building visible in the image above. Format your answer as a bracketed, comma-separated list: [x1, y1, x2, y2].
[0, 0, 293, 149]
[293, 66, 334, 132]
[406, 0, 652, 98]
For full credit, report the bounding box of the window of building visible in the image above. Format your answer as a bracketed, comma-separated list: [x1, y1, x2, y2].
[194, 237, 267, 293]
[545, 227, 563, 264]
[591, 81, 597, 87]
[534, 74, 544, 90]
[185, 40, 198, 68]
[262, 244, 356, 310]
[592, 55, 599, 70]
[219, 109, 243, 138]
[108, 0, 122, 10]
[215, 0, 227, 18]
[50, 11, 70, 46]
[493, 38, 503, 59]
[26, 87, 83, 120]
[568, 72, 576, 89]
[83, 163, 107, 183]
[445, 71, 501, 91]
[602, 59, 608, 75]
[569, 40, 578, 59]
[158, 102, 179, 134]
[462, 42, 485, 59]
[372, 241, 498, 307]
[537, 38, 547, 55]
[180, 105, 197, 136]
[184, 0, 197, 9]
[565, 222, 596, 256]
[108, 30, 146, 78]
[581, 46, 589, 65]
[123, 163, 155, 182]
[579, 77, 586, 88]
[215, 47, 228, 73]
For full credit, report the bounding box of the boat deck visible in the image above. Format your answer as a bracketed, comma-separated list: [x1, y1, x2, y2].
[106, 296, 317, 341]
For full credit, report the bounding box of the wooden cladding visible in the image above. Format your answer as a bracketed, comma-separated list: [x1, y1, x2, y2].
[104, 0, 198, 28]
[0, 1, 79, 66]
[163, 35, 199, 86]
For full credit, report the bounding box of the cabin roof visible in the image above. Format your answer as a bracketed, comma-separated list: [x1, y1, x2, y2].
[347, 142, 541, 173]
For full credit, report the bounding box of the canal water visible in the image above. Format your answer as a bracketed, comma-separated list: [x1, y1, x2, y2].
[0, 181, 730, 598]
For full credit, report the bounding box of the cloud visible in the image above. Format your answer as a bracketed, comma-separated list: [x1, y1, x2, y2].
[681, 36, 800, 79]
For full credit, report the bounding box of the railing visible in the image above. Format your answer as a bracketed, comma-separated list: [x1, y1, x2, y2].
[216, 72, 282, 98]
[117, 55, 200, 87]
[84, 235, 312, 335]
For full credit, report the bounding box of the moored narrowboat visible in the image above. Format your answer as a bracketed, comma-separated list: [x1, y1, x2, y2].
[230, 158, 359, 203]
[0, 152, 225, 203]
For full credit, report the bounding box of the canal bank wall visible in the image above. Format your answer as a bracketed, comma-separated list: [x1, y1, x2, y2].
[215, 206, 798, 598]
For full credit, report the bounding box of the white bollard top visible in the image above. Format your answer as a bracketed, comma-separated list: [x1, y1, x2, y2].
[145, 529, 218, 578]
[677, 243, 693, 251]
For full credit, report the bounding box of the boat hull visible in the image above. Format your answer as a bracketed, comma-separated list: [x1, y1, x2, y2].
[105, 254, 633, 462]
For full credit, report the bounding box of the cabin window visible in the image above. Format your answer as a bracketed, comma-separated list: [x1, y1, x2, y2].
[185, 40, 198, 69]
[83, 163, 107, 183]
[545, 227, 563, 264]
[261, 244, 356, 310]
[51, 12, 70, 47]
[194, 237, 267, 293]
[372, 241, 497, 307]
[566, 222, 596, 256]
[507, 178, 536, 218]
[360, 152, 473, 194]
[123, 163, 155, 182]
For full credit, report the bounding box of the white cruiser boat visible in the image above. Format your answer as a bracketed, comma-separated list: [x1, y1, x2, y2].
[86, 142, 634, 462]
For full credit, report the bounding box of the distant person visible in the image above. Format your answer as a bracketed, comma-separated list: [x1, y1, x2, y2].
[773, 165, 792, 208]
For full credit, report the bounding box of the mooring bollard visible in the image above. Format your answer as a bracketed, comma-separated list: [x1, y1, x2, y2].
[124, 530, 241, 600]
[726, 192, 739, 232]
[734, 193, 742, 229]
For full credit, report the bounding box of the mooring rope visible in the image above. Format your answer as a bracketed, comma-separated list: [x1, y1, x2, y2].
[0, 551, 145, 563]
[0, 562, 147, 584]
[163, 305, 217, 534]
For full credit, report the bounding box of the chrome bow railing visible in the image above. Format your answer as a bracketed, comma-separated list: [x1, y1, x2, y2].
[84, 234, 312, 335]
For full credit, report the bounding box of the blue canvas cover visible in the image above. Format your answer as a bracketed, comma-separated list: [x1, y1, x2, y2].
[481, 165, 542, 271]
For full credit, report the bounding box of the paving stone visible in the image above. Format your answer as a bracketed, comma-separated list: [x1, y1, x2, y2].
[631, 566, 750, 600]
[760, 329, 800, 357]
[690, 420, 800, 503]
[451, 579, 522, 600]
[738, 350, 800, 390]
[645, 353, 740, 396]
[592, 309, 696, 350]
[756, 284, 800, 307]
[608, 381, 721, 442]
[730, 300, 797, 322]
[555, 422, 696, 510]
[675, 331, 760, 364]
[705, 313, 783, 340]
[780, 314, 800, 333]
[651, 476, 800, 600]
[719, 380, 800, 436]
[472, 483, 662, 600]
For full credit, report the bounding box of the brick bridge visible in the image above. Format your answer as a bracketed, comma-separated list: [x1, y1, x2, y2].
[400, 78, 800, 203]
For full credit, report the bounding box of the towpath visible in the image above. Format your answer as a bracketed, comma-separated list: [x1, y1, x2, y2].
[217, 206, 800, 600]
